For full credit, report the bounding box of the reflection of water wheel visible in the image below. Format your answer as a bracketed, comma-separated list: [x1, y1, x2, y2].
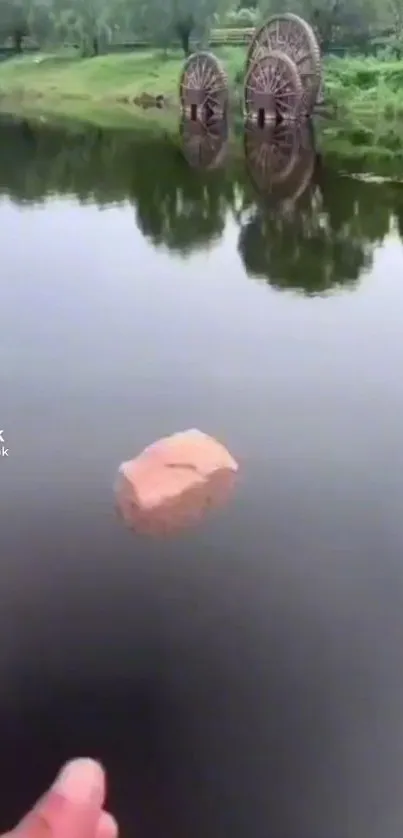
[179, 51, 228, 120]
[246, 14, 321, 115]
[244, 121, 299, 189]
[244, 119, 316, 204]
[281, 120, 316, 203]
[244, 51, 302, 124]
[180, 114, 228, 170]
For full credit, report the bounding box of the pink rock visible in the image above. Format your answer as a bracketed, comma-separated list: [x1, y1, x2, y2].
[115, 429, 238, 536]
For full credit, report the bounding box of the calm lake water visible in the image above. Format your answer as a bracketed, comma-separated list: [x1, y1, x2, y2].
[1, 113, 403, 838]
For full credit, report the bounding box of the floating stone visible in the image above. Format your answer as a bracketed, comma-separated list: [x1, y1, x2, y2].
[115, 429, 238, 536]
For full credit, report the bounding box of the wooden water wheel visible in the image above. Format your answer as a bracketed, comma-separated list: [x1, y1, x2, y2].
[180, 113, 228, 170]
[246, 13, 321, 115]
[244, 119, 316, 204]
[179, 51, 228, 120]
[244, 51, 302, 124]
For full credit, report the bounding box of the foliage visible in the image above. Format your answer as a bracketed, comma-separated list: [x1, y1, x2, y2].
[323, 54, 403, 117]
[0, 0, 233, 55]
[0, 0, 30, 51]
[141, 0, 234, 55]
[1, 0, 403, 57]
[258, 0, 394, 50]
[223, 7, 258, 27]
[49, 0, 114, 55]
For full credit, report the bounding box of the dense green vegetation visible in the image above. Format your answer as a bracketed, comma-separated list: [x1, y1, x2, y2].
[0, 0, 403, 58]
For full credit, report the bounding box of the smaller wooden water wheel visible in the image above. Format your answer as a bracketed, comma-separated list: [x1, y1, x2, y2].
[246, 13, 321, 115]
[244, 119, 316, 203]
[244, 50, 302, 124]
[180, 113, 228, 170]
[179, 51, 228, 120]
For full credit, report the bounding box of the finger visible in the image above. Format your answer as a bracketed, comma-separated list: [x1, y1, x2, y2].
[96, 812, 118, 838]
[14, 758, 106, 838]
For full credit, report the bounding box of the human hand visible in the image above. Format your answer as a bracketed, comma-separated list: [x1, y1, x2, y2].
[3, 758, 117, 838]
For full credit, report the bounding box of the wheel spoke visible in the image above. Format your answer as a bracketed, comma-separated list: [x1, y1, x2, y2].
[180, 52, 228, 116]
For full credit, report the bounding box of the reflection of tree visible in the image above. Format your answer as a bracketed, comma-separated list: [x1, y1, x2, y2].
[238, 204, 373, 295]
[391, 188, 403, 239]
[180, 114, 228, 171]
[0, 115, 400, 293]
[0, 115, 235, 256]
[319, 169, 391, 245]
[237, 124, 394, 296]
[132, 162, 233, 255]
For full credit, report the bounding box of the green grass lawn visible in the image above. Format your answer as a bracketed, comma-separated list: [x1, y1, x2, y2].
[0, 48, 244, 107]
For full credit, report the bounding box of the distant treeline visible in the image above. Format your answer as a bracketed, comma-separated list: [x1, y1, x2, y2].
[0, 26, 396, 57]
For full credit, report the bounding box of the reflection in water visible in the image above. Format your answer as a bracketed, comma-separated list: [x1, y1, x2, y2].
[238, 119, 375, 295]
[244, 119, 316, 206]
[0, 115, 402, 293]
[2, 113, 403, 838]
[180, 114, 228, 170]
[115, 468, 237, 536]
[244, 119, 317, 209]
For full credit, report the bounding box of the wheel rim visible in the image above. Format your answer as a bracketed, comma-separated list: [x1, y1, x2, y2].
[246, 14, 321, 114]
[244, 50, 303, 124]
[179, 51, 228, 117]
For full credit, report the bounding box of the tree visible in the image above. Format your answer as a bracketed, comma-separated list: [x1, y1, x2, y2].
[386, 0, 403, 38]
[50, 0, 114, 55]
[257, 0, 379, 50]
[0, 0, 30, 52]
[238, 0, 258, 9]
[129, 0, 232, 56]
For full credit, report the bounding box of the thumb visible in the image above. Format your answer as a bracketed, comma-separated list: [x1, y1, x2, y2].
[12, 758, 106, 838]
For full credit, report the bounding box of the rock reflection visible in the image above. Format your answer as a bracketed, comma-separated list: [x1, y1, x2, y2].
[115, 468, 237, 537]
[180, 114, 228, 170]
[244, 119, 317, 209]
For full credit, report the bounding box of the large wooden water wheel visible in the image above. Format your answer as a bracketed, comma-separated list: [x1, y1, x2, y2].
[179, 51, 228, 120]
[246, 13, 321, 115]
[244, 50, 303, 124]
[180, 113, 228, 170]
[244, 119, 316, 204]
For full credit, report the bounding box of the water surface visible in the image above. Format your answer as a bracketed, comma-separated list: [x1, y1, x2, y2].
[1, 115, 403, 838]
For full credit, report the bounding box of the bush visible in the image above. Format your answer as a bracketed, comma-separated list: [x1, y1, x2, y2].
[223, 8, 258, 28]
[372, 38, 403, 60]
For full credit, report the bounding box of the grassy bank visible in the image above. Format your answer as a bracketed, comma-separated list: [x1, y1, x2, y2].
[0, 49, 403, 137]
[0, 48, 245, 128]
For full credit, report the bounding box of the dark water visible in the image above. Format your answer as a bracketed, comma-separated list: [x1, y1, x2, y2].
[1, 114, 403, 838]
